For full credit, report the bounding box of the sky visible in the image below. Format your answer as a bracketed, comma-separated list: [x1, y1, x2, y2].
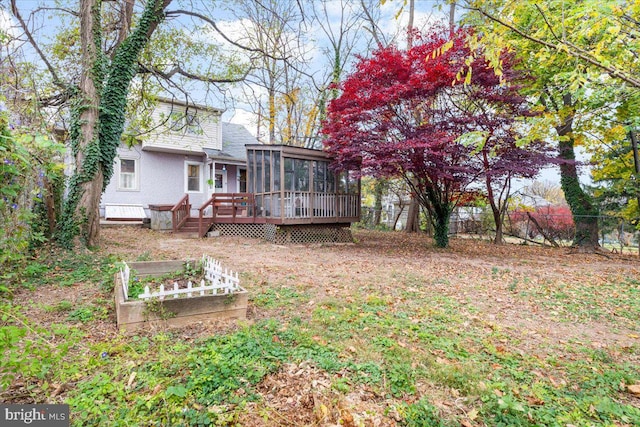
[0, 0, 587, 187]
[1, 0, 449, 115]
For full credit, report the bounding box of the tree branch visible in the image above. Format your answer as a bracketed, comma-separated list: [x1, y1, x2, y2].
[467, 5, 640, 88]
[165, 9, 288, 61]
[31, 6, 79, 17]
[9, 0, 66, 89]
[533, 4, 561, 42]
[138, 63, 250, 84]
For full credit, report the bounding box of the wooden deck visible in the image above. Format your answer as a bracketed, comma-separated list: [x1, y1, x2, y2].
[172, 192, 360, 237]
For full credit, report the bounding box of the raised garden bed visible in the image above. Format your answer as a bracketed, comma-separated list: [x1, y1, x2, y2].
[114, 256, 247, 331]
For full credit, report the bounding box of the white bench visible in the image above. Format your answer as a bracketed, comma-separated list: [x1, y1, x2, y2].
[104, 204, 146, 220]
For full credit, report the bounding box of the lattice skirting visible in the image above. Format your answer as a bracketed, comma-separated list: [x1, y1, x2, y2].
[211, 223, 353, 244]
[211, 223, 266, 239]
[264, 224, 353, 244]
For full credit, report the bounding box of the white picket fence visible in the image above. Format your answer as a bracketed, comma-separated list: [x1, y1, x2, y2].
[120, 262, 131, 300]
[120, 255, 240, 301]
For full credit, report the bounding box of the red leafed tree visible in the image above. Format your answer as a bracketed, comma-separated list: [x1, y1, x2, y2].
[323, 27, 551, 247]
[511, 205, 575, 243]
[440, 51, 553, 244]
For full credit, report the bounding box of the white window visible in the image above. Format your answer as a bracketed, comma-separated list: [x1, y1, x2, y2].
[169, 111, 201, 135]
[185, 112, 200, 135]
[118, 158, 139, 191]
[185, 162, 203, 193]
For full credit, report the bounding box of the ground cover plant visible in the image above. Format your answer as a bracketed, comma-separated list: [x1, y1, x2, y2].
[1, 228, 639, 426]
[125, 262, 205, 301]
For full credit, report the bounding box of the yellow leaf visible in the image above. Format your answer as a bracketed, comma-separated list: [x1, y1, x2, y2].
[468, 408, 479, 420]
[464, 68, 472, 85]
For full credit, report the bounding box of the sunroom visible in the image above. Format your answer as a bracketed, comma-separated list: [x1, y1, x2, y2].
[245, 144, 360, 225]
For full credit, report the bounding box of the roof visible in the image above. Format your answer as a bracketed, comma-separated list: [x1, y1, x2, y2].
[204, 122, 261, 163]
[153, 96, 225, 114]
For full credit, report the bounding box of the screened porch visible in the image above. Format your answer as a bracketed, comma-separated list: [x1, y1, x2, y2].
[246, 145, 360, 225]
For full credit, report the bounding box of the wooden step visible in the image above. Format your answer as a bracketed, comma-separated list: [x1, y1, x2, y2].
[174, 217, 212, 238]
[173, 231, 200, 239]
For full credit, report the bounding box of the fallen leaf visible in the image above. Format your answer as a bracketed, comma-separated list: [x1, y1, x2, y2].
[467, 408, 478, 420]
[50, 383, 67, 398]
[125, 372, 136, 389]
[150, 384, 162, 396]
[627, 384, 640, 396]
[315, 403, 329, 421]
[340, 408, 356, 427]
[526, 396, 544, 406]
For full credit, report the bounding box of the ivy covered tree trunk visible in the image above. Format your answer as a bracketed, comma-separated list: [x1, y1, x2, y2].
[556, 94, 599, 250]
[432, 203, 451, 248]
[59, 0, 103, 248]
[58, 0, 170, 248]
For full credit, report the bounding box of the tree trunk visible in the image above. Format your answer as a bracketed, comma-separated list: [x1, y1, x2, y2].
[488, 193, 504, 244]
[628, 129, 640, 256]
[493, 210, 504, 244]
[268, 79, 276, 144]
[373, 179, 385, 226]
[555, 94, 599, 250]
[484, 157, 505, 245]
[392, 205, 405, 230]
[59, 0, 170, 248]
[405, 198, 420, 232]
[59, 0, 103, 248]
[433, 205, 451, 248]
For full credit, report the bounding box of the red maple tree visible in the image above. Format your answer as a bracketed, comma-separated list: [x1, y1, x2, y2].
[322, 27, 552, 247]
[510, 205, 575, 244]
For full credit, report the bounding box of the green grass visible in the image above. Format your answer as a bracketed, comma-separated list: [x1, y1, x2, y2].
[250, 285, 311, 308]
[518, 276, 640, 327]
[1, 251, 639, 427]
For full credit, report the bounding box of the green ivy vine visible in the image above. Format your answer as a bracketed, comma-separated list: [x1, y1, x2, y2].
[59, 0, 166, 247]
[99, 0, 165, 190]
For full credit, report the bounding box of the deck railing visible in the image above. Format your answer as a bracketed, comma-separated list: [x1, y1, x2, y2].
[259, 191, 359, 220]
[198, 193, 256, 236]
[171, 194, 190, 232]
[198, 197, 215, 238]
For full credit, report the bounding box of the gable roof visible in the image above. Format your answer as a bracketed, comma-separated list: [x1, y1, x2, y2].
[204, 122, 261, 163]
[154, 96, 225, 115]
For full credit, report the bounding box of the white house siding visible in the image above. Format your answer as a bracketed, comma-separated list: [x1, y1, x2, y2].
[141, 102, 222, 153]
[101, 145, 209, 216]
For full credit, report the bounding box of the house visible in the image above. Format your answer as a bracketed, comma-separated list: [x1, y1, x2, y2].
[100, 98, 258, 220]
[101, 98, 362, 243]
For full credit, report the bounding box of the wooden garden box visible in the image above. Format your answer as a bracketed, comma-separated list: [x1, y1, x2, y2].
[114, 259, 247, 332]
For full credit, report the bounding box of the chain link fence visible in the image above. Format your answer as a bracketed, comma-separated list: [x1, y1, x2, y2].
[359, 205, 639, 254]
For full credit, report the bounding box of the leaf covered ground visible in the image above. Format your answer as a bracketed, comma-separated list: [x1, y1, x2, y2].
[2, 227, 639, 426]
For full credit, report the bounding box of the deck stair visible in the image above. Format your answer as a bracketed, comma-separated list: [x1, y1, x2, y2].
[178, 217, 205, 234]
[171, 193, 255, 238]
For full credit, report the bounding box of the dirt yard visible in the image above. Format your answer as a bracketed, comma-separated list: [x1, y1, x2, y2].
[94, 226, 640, 348]
[7, 226, 640, 426]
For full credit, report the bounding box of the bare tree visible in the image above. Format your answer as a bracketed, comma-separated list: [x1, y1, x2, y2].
[5, 0, 260, 247]
[229, 0, 312, 145]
